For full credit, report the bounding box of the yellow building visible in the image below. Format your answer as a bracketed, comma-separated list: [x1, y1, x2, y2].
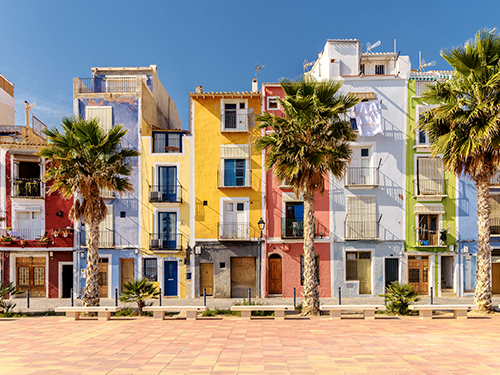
[189, 86, 263, 298]
[141, 123, 192, 298]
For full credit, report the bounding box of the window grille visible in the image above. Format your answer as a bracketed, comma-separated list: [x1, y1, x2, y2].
[143, 258, 158, 282]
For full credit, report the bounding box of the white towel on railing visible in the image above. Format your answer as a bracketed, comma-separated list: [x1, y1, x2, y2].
[351, 100, 383, 136]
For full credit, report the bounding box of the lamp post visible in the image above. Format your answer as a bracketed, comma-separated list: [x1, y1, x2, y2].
[258, 217, 266, 239]
[257, 218, 266, 299]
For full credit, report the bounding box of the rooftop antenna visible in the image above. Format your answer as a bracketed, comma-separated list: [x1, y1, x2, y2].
[22, 101, 35, 129]
[419, 52, 436, 72]
[255, 64, 266, 79]
[366, 40, 381, 53]
[303, 59, 316, 73]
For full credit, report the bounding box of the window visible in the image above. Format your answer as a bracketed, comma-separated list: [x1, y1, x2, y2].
[345, 196, 377, 239]
[416, 81, 436, 96]
[158, 212, 177, 249]
[221, 201, 249, 240]
[491, 195, 500, 236]
[267, 97, 279, 110]
[360, 64, 365, 75]
[300, 255, 319, 285]
[283, 202, 304, 238]
[11, 160, 42, 198]
[347, 147, 373, 185]
[221, 101, 248, 132]
[223, 159, 246, 187]
[416, 157, 444, 196]
[85, 204, 113, 247]
[350, 118, 358, 131]
[416, 105, 435, 146]
[375, 65, 385, 75]
[86, 106, 112, 132]
[156, 166, 178, 201]
[17, 211, 43, 240]
[143, 258, 158, 282]
[346, 251, 371, 294]
[153, 132, 183, 153]
[417, 214, 439, 245]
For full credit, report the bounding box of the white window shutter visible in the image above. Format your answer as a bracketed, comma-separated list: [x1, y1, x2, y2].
[86, 106, 112, 132]
[220, 144, 250, 159]
[417, 157, 443, 194]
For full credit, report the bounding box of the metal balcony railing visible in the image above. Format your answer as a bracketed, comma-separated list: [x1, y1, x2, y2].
[415, 228, 440, 246]
[11, 178, 43, 198]
[149, 184, 182, 203]
[100, 188, 115, 198]
[220, 113, 249, 132]
[75, 77, 139, 94]
[218, 169, 252, 188]
[415, 178, 445, 196]
[281, 218, 304, 238]
[12, 228, 45, 240]
[149, 233, 183, 251]
[80, 229, 115, 247]
[345, 167, 379, 186]
[218, 222, 250, 241]
[492, 218, 500, 236]
[491, 172, 500, 187]
[344, 215, 382, 240]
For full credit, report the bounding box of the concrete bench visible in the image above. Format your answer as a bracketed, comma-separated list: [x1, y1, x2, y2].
[143, 306, 207, 320]
[409, 305, 478, 319]
[321, 305, 386, 320]
[230, 305, 294, 319]
[55, 306, 121, 321]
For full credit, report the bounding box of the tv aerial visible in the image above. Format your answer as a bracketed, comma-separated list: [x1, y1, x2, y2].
[303, 59, 316, 73]
[255, 64, 266, 79]
[418, 52, 436, 72]
[366, 40, 381, 53]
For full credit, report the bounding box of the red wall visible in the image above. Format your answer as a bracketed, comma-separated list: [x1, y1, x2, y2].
[48, 252, 73, 298]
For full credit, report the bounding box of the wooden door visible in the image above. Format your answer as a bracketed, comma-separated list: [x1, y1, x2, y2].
[493, 263, 500, 294]
[408, 255, 429, 294]
[200, 263, 213, 296]
[268, 255, 282, 294]
[16, 257, 46, 297]
[231, 257, 256, 298]
[120, 258, 134, 293]
[98, 258, 109, 298]
[358, 259, 371, 294]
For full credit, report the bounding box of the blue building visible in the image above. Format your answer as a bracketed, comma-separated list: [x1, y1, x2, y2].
[72, 66, 182, 298]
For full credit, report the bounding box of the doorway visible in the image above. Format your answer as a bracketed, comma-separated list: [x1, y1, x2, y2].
[384, 258, 399, 289]
[408, 255, 429, 294]
[268, 254, 282, 295]
[98, 258, 109, 298]
[200, 263, 213, 296]
[61, 264, 73, 298]
[164, 260, 178, 296]
[231, 257, 256, 298]
[120, 258, 134, 293]
[441, 256, 455, 295]
[16, 257, 46, 297]
[493, 263, 500, 294]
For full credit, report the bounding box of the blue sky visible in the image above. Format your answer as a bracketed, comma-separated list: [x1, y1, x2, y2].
[1, 0, 499, 129]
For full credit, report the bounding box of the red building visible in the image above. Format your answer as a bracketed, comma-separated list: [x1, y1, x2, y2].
[0, 103, 74, 298]
[261, 83, 331, 298]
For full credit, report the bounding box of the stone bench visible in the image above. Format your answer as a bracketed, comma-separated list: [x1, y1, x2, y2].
[143, 306, 207, 320]
[321, 305, 386, 320]
[55, 306, 121, 321]
[230, 305, 294, 319]
[409, 304, 478, 319]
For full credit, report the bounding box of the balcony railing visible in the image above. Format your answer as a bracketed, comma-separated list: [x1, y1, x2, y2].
[344, 215, 381, 240]
[149, 233, 183, 251]
[101, 188, 115, 198]
[221, 113, 249, 132]
[218, 169, 252, 188]
[492, 218, 500, 236]
[415, 178, 445, 196]
[75, 77, 139, 94]
[149, 184, 182, 203]
[11, 178, 43, 198]
[345, 167, 379, 187]
[218, 222, 250, 241]
[80, 229, 115, 247]
[415, 229, 440, 246]
[491, 172, 500, 186]
[282, 218, 304, 238]
[9, 228, 45, 240]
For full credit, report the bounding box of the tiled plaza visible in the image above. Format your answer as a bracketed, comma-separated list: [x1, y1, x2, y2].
[1, 315, 500, 374]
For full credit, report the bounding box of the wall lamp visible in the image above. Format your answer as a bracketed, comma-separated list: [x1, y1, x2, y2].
[257, 218, 266, 233]
[56, 210, 63, 217]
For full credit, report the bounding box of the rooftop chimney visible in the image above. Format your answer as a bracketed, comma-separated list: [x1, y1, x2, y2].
[195, 86, 203, 94]
[252, 78, 258, 92]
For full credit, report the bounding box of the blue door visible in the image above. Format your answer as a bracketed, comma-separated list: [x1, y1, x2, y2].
[164, 261, 178, 296]
[158, 166, 177, 201]
[158, 212, 176, 249]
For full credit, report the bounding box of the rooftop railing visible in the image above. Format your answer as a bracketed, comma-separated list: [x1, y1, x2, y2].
[75, 77, 139, 94]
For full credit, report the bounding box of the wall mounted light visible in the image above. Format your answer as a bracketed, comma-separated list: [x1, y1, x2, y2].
[56, 210, 63, 217]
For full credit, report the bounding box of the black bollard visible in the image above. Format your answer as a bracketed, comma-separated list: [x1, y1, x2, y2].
[248, 288, 251, 304]
[293, 287, 296, 307]
[338, 287, 341, 305]
[159, 289, 162, 306]
[430, 286, 433, 305]
[203, 288, 206, 307]
[27, 289, 30, 309]
[115, 288, 118, 307]
[71, 288, 74, 307]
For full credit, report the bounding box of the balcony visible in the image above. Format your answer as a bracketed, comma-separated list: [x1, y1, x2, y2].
[345, 167, 379, 188]
[218, 170, 252, 188]
[149, 233, 183, 252]
[9, 228, 45, 241]
[80, 229, 115, 248]
[344, 216, 381, 240]
[218, 222, 250, 241]
[101, 188, 115, 199]
[75, 77, 139, 94]
[282, 218, 304, 239]
[491, 172, 500, 187]
[149, 184, 182, 203]
[11, 178, 43, 199]
[414, 178, 446, 201]
[492, 218, 500, 237]
[220, 113, 249, 132]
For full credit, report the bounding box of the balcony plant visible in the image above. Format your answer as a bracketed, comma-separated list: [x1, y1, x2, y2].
[38, 236, 50, 245]
[53, 229, 60, 237]
[0, 234, 13, 245]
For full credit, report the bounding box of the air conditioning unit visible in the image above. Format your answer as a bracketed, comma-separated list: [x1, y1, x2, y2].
[149, 191, 162, 201]
[150, 239, 162, 249]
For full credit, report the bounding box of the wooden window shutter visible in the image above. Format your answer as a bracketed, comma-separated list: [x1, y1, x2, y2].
[86, 106, 112, 132]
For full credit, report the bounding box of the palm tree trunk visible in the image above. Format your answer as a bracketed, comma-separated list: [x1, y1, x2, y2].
[82, 197, 102, 307]
[301, 189, 320, 316]
[474, 173, 493, 311]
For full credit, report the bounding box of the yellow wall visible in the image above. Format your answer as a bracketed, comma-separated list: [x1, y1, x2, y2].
[192, 94, 262, 240]
[140, 119, 191, 298]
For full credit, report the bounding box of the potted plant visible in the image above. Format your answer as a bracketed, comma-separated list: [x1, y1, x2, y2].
[38, 236, 50, 245]
[0, 234, 13, 245]
[53, 229, 60, 237]
[61, 228, 71, 238]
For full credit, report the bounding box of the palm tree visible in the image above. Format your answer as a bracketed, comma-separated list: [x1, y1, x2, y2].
[39, 117, 139, 307]
[255, 78, 358, 315]
[419, 29, 500, 311]
[120, 278, 160, 316]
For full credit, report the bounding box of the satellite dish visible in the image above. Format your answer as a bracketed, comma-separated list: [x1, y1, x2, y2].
[366, 40, 381, 52]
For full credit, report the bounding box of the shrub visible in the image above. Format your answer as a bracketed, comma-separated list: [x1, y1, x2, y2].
[234, 299, 274, 317]
[44, 308, 56, 316]
[120, 279, 160, 316]
[379, 281, 420, 315]
[115, 307, 134, 317]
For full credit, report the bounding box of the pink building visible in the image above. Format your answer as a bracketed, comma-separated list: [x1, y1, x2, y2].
[261, 83, 331, 298]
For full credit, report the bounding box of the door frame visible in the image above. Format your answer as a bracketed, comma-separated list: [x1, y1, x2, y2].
[343, 249, 373, 296]
[10, 252, 49, 298]
[438, 254, 457, 296]
[58, 261, 73, 298]
[383, 256, 401, 290]
[407, 252, 434, 296]
[160, 257, 181, 298]
[268, 252, 283, 295]
[98, 254, 111, 299]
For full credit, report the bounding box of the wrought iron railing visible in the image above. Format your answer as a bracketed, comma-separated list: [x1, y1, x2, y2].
[149, 184, 182, 203]
[415, 178, 445, 196]
[75, 77, 139, 94]
[217, 169, 252, 188]
[345, 167, 379, 186]
[100, 188, 115, 198]
[11, 178, 43, 198]
[152, 133, 183, 153]
[492, 218, 500, 236]
[282, 218, 304, 238]
[13, 229, 45, 240]
[220, 113, 249, 132]
[80, 229, 115, 247]
[344, 215, 381, 240]
[149, 233, 183, 251]
[218, 222, 250, 240]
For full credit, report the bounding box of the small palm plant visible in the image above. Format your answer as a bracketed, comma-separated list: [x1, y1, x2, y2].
[379, 281, 420, 315]
[119, 278, 159, 316]
[0, 282, 21, 313]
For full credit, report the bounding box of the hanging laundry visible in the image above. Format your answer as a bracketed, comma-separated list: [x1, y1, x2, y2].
[352, 100, 383, 136]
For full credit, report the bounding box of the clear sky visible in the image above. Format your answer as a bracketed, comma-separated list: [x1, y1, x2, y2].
[1, 0, 499, 129]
